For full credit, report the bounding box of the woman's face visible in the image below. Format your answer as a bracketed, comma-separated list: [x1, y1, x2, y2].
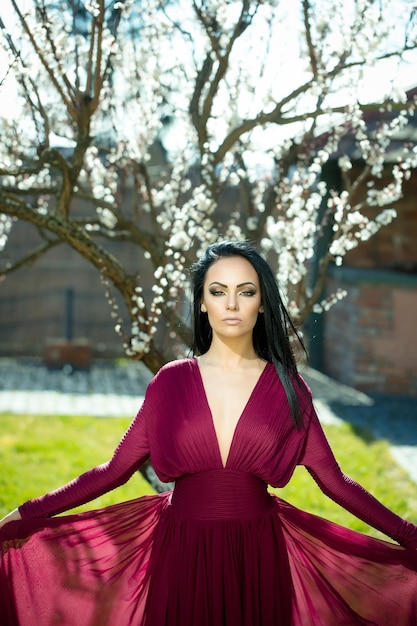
[201, 256, 263, 343]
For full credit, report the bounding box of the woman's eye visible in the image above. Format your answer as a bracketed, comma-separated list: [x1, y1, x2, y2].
[208, 289, 256, 296]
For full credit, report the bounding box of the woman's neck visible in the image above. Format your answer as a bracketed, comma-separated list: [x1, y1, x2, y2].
[199, 337, 260, 370]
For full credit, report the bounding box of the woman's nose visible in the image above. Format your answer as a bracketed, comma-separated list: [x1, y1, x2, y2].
[227, 297, 237, 311]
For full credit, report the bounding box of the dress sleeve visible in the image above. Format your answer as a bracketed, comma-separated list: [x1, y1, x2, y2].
[299, 402, 417, 549]
[18, 390, 151, 519]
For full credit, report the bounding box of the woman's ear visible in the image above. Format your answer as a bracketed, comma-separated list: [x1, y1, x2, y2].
[201, 303, 207, 313]
[259, 305, 264, 313]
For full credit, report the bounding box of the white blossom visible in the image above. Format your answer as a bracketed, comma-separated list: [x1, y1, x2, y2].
[338, 155, 352, 172]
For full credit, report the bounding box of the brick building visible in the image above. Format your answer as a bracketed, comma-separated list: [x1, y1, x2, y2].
[311, 104, 417, 396]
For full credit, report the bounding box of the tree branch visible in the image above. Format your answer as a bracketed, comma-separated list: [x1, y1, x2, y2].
[302, 0, 319, 78]
[297, 253, 333, 324]
[0, 193, 134, 297]
[10, 0, 76, 118]
[0, 239, 62, 277]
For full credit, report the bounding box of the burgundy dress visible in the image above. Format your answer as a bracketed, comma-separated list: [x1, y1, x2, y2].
[1, 358, 417, 626]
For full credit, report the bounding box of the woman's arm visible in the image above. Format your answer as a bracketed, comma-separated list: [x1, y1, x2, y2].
[15, 396, 150, 520]
[300, 404, 417, 549]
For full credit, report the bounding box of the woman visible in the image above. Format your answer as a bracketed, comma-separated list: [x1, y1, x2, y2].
[1, 240, 417, 626]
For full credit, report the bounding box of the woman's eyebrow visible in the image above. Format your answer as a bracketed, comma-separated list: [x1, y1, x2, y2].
[208, 281, 257, 288]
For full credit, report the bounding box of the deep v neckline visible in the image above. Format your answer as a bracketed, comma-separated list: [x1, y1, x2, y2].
[193, 358, 270, 469]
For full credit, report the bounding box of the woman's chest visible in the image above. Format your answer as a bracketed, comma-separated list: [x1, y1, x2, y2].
[148, 388, 303, 482]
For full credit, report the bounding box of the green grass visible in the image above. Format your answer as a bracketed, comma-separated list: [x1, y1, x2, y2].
[0, 414, 154, 516]
[1, 414, 416, 542]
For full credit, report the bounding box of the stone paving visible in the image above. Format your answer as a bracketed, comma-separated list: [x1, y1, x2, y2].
[0, 357, 152, 417]
[0, 357, 416, 485]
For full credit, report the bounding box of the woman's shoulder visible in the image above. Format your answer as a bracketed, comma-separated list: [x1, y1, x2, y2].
[158, 357, 195, 374]
[141, 359, 196, 416]
[149, 357, 196, 387]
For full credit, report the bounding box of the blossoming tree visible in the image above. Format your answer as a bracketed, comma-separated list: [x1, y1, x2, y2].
[1, 0, 417, 376]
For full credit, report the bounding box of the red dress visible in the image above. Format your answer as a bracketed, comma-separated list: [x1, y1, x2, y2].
[1, 358, 417, 625]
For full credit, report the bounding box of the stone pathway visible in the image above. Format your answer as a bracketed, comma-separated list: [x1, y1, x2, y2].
[0, 357, 416, 485]
[0, 357, 152, 417]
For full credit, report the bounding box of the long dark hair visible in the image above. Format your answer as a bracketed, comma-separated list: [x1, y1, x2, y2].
[190, 240, 307, 428]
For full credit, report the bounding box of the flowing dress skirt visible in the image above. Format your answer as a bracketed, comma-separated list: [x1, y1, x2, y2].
[1, 470, 417, 626]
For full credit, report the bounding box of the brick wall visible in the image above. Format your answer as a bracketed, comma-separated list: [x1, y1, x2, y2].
[0, 214, 155, 357]
[324, 266, 417, 396]
[343, 168, 417, 271]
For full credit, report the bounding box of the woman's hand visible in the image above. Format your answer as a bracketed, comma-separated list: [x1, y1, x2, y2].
[0, 508, 22, 531]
